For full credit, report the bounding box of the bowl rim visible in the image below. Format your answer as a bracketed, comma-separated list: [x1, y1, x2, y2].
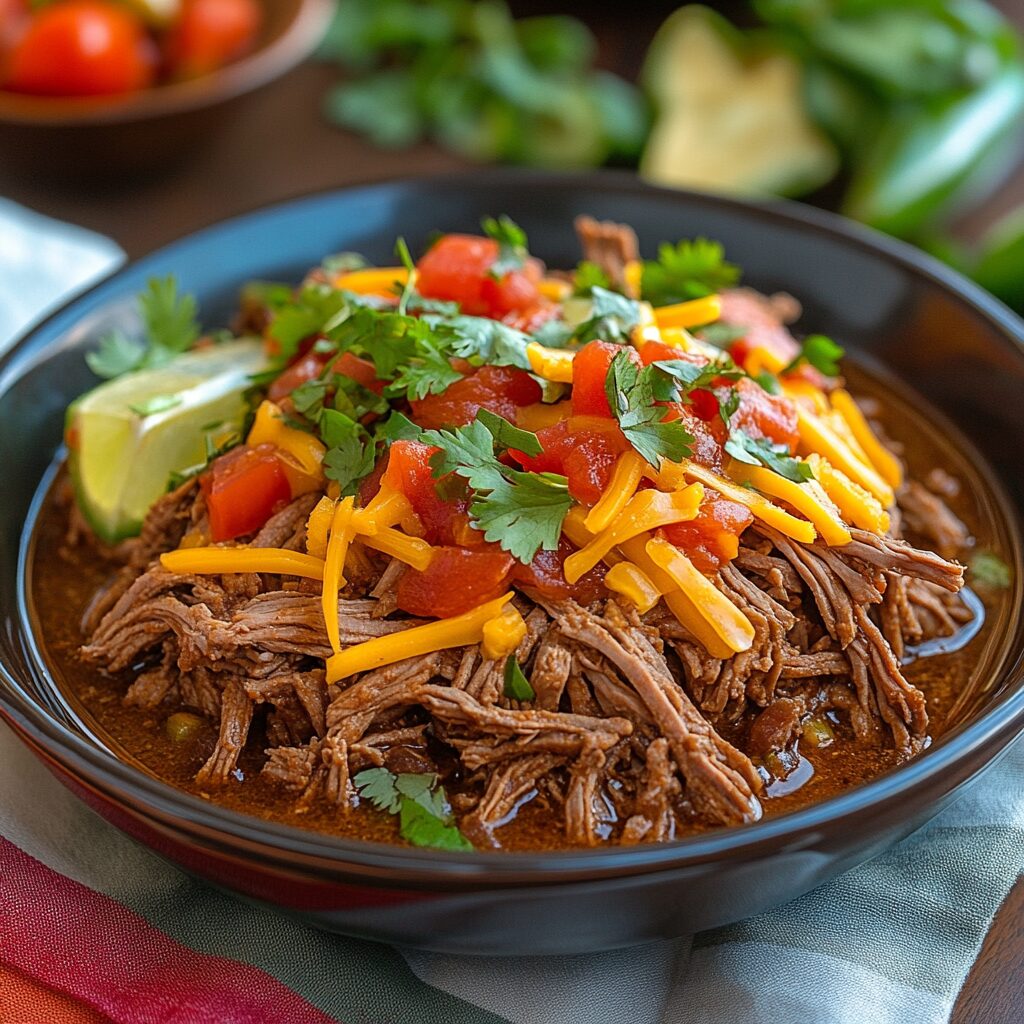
[0, 0, 335, 126]
[2, 169, 1024, 884]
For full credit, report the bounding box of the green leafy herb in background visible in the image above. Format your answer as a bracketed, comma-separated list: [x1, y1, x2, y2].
[640, 238, 741, 307]
[87, 277, 201, 379]
[782, 334, 845, 378]
[319, 0, 649, 169]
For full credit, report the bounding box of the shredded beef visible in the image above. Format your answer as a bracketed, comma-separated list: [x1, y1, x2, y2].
[574, 215, 640, 295]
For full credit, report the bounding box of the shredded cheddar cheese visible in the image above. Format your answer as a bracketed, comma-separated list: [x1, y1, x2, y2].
[322, 497, 356, 657]
[829, 388, 904, 490]
[306, 496, 336, 559]
[727, 460, 852, 546]
[806, 453, 889, 534]
[604, 561, 662, 613]
[526, 341, 575, 383]
[563, 484, 704, 584]
[160, 547, 325, 580]
[657, 459, 818, 544]
[326, 592, 515, 682]
[481, 605, 528, 661]
[538, 278, 572, 302]
[561, 507, 624, 566]
[584, 451, 645, 533]
[247, 400, 326, 496]
[624, 259, 642, 298]
[653, 294, 722, 330]
[352, 486, 412, 536]
[360, 527, 435, 570]
[794, 405, 894, 505]
[644, 537, 755, 654]
[333, 266, 408, 295]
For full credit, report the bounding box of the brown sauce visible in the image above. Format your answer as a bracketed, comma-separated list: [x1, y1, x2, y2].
[25, 363, 1018, 851]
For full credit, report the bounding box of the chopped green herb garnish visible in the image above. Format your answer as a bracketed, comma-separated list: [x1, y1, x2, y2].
[421, 417, 573, 563]
[503, 655, 535, 701]
[482, 215, 529, 277]
[572, 260, 612, 296]
[477, 408, 542, 456]
[782, 334, 845, 378]
[87, 277, 201, 379]
[640, 238, 740, 307]
[604, 351, 694, 467]
[575, 287, 644, 344]
[725, 428, 813, 483]
[354, 767, 473, 852]
[323, 431, 377, 496]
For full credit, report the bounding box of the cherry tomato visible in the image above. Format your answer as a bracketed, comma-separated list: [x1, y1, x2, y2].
[510, 415, 629, 505]
[396, 546, 515, 618]
[165, 0, 260, 79]
[416, 234, 543, 319]
[512, 536, 607, 604]
[571, 340, 640, 419]
[200, 443, 291, 542]
[660, 493, 753, 574]
[6, 0, 155, 96]
[411, 364, 540, 430]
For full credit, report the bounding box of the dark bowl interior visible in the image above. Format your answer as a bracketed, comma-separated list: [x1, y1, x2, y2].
[1, 172, 1023, 955]
[0, 0, 333, 181]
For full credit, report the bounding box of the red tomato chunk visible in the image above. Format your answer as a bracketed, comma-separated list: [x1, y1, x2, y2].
[200, 443, 291, 542]
[512, 537, 607, 604]
[571, 340, 640, 419]
[411, 365, 540, 430]
[659, 493, 754, 574]
[396, 546, 514, 618]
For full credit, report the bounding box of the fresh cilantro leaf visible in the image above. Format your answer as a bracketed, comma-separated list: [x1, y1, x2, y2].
[86, 330, 146, 379]
[503, 655, 535, 700]
[319, 408, 359, 449]
[87, 277, 201, 379]
[575, 287, 643, 344]
[477, 409, 542, 456]
[482, 215, 528, 277]
[782, 334, 845, 378]
[386, 334, 463, 401]
[719, 389, 741, 428]
[652, 356, 742, 393]
[422, 418, 573, 562]
[604, 351, 694, 467]
[531, 318, 575, 348]
[291, 378, 331, 419]
[470, 470, 573, 564]
[354, 767, 473, 852]
[268, 285, 351, 361]
[353, 767, 401, 813]
[375, 410, 421, 444]
[641, 238, 740, 307]
[573, 260, 611, 296]
[969, 551, 1011, 590]
[754, 371, 781, 395]
[139, 276, 200, 359]
[323, 432, 377, 495]
[332, 375, 389, 421]
[725, 428, 812, 483]
[399, 799, 474, 852]
[430, 314, 533, 370]
[129, 393, 183, 417]
[697, 321, 749, 347]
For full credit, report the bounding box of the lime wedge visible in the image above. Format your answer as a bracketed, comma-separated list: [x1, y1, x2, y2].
[67, 339, 267, 543]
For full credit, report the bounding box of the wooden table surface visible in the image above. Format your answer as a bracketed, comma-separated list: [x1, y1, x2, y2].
[0, 5, 1021, 1018]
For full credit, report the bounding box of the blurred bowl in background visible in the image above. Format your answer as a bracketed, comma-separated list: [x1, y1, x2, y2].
[0, 0, 334, 183]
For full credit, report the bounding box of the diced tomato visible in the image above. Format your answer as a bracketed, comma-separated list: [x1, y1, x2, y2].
[411, 364, 541, 430]
[512, 536, 607, 605]
[571, 340, 640, 418]
[380, 440, 470, 545]
[688, 388, 719, 421]
[636, 340, 705, 367]
[200, 443, 291, 542]
[416, 234, 543, 319]
[396, 546, 514, 618]
[268, 350, 382, 404]
[662, 404, 726, 472]
[659, 493, 754, 574]
[510, 415, 630, 505]
[165, 0, 261, 80]
[6, 0, 156, 96]
[725, 377, 800, 450]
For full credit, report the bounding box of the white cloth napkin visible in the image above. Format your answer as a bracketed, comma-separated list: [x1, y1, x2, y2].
[1, 198, 1020, 1024]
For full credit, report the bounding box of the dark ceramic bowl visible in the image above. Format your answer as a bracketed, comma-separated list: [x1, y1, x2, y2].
[0, 0, 333, 181]
[2, 173, 1023, 955]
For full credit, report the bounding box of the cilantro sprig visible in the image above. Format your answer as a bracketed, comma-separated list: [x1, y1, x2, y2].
[640, 238, 740, 307]
[355, 768, 473, 852]
[782, 334, 845, 378]
[87, 277, 201, 379]
[604, 352, 694, 467]
[482, 215, 529, 277]
[420, 415, 573, 563]
[503, 655, 535, 701]
[724, 428, 813, 483]
[575, 287, 644, 345]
